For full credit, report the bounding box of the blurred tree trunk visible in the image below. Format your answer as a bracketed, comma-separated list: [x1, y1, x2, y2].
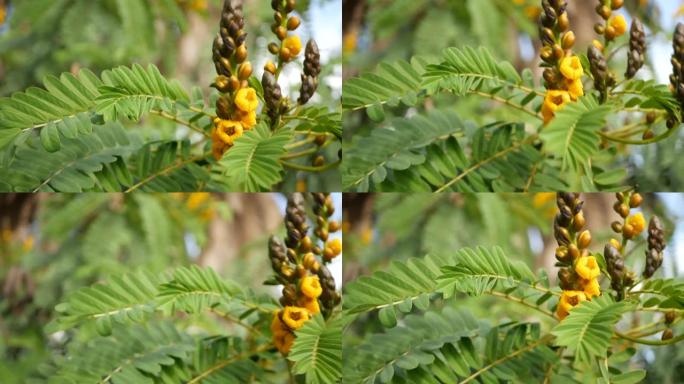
[199, 194, 281, 273]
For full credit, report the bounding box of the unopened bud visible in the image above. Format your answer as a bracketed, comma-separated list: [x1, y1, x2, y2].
[238, 62, 252, 80]
[287, 16, 301, 31]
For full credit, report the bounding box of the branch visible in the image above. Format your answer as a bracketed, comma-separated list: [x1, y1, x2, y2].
[186, 343, 273, 384]
[615, 330, 684, 346]
[149, 109, 210, 138]
[487, 291, 556, 319]
[280, 159, 341, 173]
[124, 153, 210, 193]
[460, 334, 555, 384]
[435, 135, 538, 192]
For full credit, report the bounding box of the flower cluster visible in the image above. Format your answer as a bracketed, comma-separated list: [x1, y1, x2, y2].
[210, 0, 259, 159]
[625, 19, 646, 79]
[261, 0, 321, 126]
[604, 192, 667, 299]
[538, 0, 582, 124]
[268, 193, 340, 354]
[592, 0, 626, 48]
[670, 23, 684, 127]
[644, 216, 666, 278]
[553, 193, 601, 320]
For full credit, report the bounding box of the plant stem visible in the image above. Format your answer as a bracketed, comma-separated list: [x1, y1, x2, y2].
[124, 153, 210, 193]
[460, 334, 555, 384]
[149, 109, 210, 138]
[615, 330, 684, 346]
[487, 291, 556, 319]
[280, 159, 340, 172]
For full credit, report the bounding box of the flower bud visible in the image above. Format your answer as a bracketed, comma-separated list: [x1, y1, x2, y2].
[578, 230, 592, 249]
[662, 329, 674, 341]
[280, 47, 291, 61]
[276, 26, 287, 40]
[264, 61, 277, 74]
[557, 12, 569, 31]
[573, 211, 585, 231]
[300, 236, 312, 252]
[238, 62, 252, 80]
[287, 16, 301, 31]
[234, 45, 246, 63]
[665, 311, 676, 324]
[611, 221, 623, 233]
[629, 193, 643, 208]
[561, 31, 576, 50]
[328, 220, 341, 232]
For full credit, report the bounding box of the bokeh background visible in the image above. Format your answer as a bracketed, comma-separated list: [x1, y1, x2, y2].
[342, 0, 684, 190]
[343, 193, 683, 382]
[0, 0, 342, 190]
[0, 192, 341, 382]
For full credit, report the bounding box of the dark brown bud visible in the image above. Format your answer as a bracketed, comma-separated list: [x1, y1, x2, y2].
[662, 329, 674, 341]
[665, 311, 676, 324]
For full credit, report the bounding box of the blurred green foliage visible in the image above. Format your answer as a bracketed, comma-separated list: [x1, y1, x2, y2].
[343, 193, 683, 382]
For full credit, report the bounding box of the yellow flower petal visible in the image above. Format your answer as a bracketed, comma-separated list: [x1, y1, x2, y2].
[560, 56, 584, 81]
[283, 35, 302, 57]
[300, 275, 323, 299]
[582, 278, 601, 299]
[566, 78, 584, 100]
[234, 87, 259, 112]
[626, 213, 645, 236]
[575, 256, 600, 280]
[610, 15, 627, 36]
[282, 306, 311, 330]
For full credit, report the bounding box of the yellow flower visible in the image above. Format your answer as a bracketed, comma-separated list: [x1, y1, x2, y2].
[542, 90, 571, 124]
[557, 290, 587, 320]
[275, 330, 295, 354]
[560, 56, 583, 80]
[298, 297, 320, 314]
[271, 315, 295, 354]
[238, 110, 257, 129]
[566, 78, 584, 100]
[283, 35, 302, 57]
[234, 87, 259, 112]
[327, 238, 342, 257]
[282, 306, 310, 330]
[582, 278, 601, 299]
[575, 256, 600, 280]
[214, 119, 243, 145]
[626, 213, 646, 236]
[300, 275, 323, 299]
[610, 15, 627, 36]
[271, 312, 289, 336]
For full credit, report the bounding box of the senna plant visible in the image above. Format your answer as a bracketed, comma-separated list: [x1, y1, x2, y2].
[342, 0, 682, 192]
[18, 193, 342, 383]
[342, 193, 683, 383]
[0, 0, 341, 192]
